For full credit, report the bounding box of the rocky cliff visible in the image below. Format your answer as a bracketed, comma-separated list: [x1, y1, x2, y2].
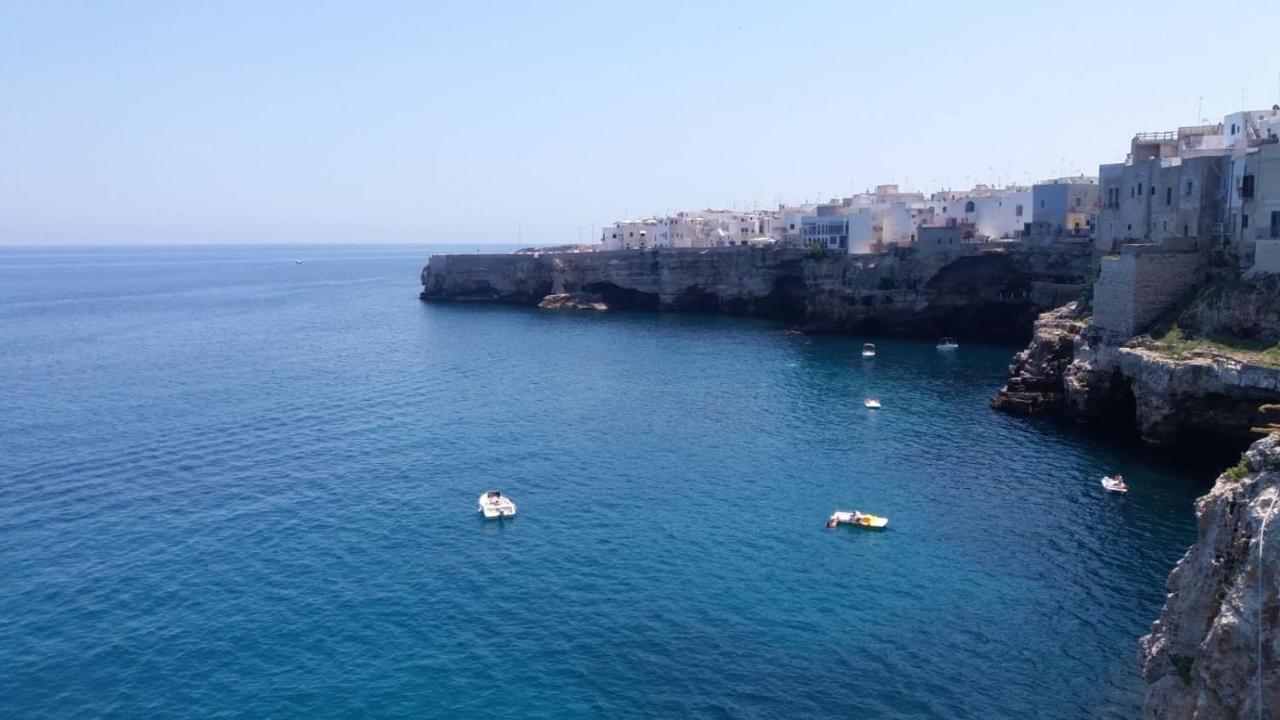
[989, 302, 1087, 413]
[993, 276, 1280, 446]
[420, 244, 1091, 342]
[1140, 433, 1280, 719]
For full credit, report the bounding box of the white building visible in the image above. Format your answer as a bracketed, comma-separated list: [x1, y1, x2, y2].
[926, 185, 1031, 240]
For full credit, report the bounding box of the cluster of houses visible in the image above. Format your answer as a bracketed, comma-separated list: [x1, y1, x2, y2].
[598, 178, 1094, 254]
[597, 105, 1280, 278]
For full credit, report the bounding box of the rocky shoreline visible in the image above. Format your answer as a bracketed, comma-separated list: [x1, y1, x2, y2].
[993, 277, 1280, 447]
[988, 277, 1280, 718]
[420, 244, 1091, 342]
[1139, 433, 1280, 719]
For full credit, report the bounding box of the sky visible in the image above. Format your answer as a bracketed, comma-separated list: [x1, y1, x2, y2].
[1, 1, 1278, 246]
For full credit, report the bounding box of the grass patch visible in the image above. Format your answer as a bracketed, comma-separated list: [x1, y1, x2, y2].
[1139, 275, 1280, 368]
[1145, 323, 1280, 369]
[1224, 455, 1251, 482]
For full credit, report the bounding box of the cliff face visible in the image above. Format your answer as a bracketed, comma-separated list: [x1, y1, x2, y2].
[990, 302, 1087, 413]
[1140, 433, 1280, 719]
[421, 244, 1091, 342]
[994, 276, 1280, 446]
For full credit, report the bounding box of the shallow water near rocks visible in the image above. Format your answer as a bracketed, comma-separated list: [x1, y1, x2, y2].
[0, 244, 1213, 718]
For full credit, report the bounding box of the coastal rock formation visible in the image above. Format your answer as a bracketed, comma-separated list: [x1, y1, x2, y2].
[537, 292, 607, 311]
[989, 302, 1087, 413]
[1140, 433, 1280, 719]
[995, 275, 1280, 446]
[421, 245, 1092, 342]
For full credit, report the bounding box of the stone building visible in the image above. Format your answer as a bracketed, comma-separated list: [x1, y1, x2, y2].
[1031, 176, 1097, 238]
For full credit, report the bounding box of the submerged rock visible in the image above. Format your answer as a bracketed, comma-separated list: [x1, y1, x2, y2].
[1140, 433, 1280, 719]
[537, 292, 608, 311]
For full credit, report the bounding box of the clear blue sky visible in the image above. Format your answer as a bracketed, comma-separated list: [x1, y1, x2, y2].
[2, 1, 1277, 245]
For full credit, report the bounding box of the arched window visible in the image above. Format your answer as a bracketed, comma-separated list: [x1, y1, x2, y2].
[964, 200, 975, 213]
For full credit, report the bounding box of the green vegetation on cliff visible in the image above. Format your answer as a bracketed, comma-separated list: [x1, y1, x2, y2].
[1142, 275, 1280, 369]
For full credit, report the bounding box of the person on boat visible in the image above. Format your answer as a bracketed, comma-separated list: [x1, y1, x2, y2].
[1114, 475, 1127, 489]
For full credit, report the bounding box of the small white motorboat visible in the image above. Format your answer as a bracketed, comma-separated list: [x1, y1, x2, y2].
[864, 398, 882, 409]
[478, 490, 517, 518]
[294, 259, 304, 265]
[827, 509, 889, 529]
[1101, 476, 1128, 493]
[937, 337, 959, 351]
[862, 343, 876, 358]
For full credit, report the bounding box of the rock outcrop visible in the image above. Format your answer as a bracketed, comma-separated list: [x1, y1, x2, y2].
[1140, 433, 1280, 719]
[994, 275, 1280, 447]
[990, 302, 1087, 413]
[421, 244, 1092, 342]
[537, 292, 607, 311]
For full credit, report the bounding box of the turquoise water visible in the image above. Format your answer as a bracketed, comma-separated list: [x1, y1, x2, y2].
[0, 245, 1213, 718]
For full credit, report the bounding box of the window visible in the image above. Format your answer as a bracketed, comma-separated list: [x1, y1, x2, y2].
[1039, 200, 1045, 208]
[1074, 196, 1082, 208]
[1242, 214, 1249, 230]
[1163, 221, 1167, 231]
[1015, 204, 1023, 217]
[1137, 183, 1143, 195]
[1243, 175, 1255, 199]
[1183, 224, 1189, 236]
[964, 200, 975, 212]
[1127, 224, 1132, 232]
[1166, 187, 1172, 205]
[1185, 180, 1193, 196]
[1272, 211, 1280, 239]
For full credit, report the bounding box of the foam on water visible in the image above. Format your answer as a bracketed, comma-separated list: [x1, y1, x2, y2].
[0, 245, 1210, 718]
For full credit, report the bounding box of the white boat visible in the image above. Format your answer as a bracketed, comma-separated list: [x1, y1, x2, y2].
[937, 337, 959, 351]
[864, 398, 882, 409]
[478, 490, 517, 518]
[294, 259, 304, 265]
[827, 510, 889, 529]
[861, 343, 876, 358]
[1101, 476, 1128, 493]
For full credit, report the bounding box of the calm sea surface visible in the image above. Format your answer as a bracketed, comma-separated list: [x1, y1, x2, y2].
[0, 245, 1214, 719]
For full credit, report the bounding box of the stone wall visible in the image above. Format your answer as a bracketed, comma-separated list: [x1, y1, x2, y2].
[1092, 245, 1206, 337]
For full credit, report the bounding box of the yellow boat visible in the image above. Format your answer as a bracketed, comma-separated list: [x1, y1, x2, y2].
[827, 510, 889, 529]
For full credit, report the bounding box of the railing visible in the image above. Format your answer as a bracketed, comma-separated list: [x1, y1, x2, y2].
[1134, 131, 1176, 142]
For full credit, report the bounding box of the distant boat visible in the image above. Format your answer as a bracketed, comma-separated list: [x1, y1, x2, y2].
[294, 259, 304, 265]
[862, 343, 876, 358]
[1101, 476, 1128, 493]
[937, 337, 959, 351]
[478, 490, 517, 518]
[827, 510, 889, 529]
[864, 398, 882, 409]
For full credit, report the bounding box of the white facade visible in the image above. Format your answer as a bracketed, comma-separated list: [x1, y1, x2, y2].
[926, 185, 1030, 239]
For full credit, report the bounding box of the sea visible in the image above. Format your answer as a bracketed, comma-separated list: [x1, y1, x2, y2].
[0, 244, 1217, 719]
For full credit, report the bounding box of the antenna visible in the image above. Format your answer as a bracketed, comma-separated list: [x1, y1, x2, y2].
[1197, 96, 1203, 124]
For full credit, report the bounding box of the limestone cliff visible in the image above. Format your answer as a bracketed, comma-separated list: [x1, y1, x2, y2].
[990, 302, 1087, 413]
[420, 245, 1091, 342]
[1140, 433, 1280, 719]
[995, 276, 1280, 446]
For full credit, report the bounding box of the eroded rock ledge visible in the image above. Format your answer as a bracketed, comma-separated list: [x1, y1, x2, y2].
[421, 245, 1091, 342]
[994, 275, 1280, 446]
[989, 302, 1088, 414]
[1140, 433, 1280, 719]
